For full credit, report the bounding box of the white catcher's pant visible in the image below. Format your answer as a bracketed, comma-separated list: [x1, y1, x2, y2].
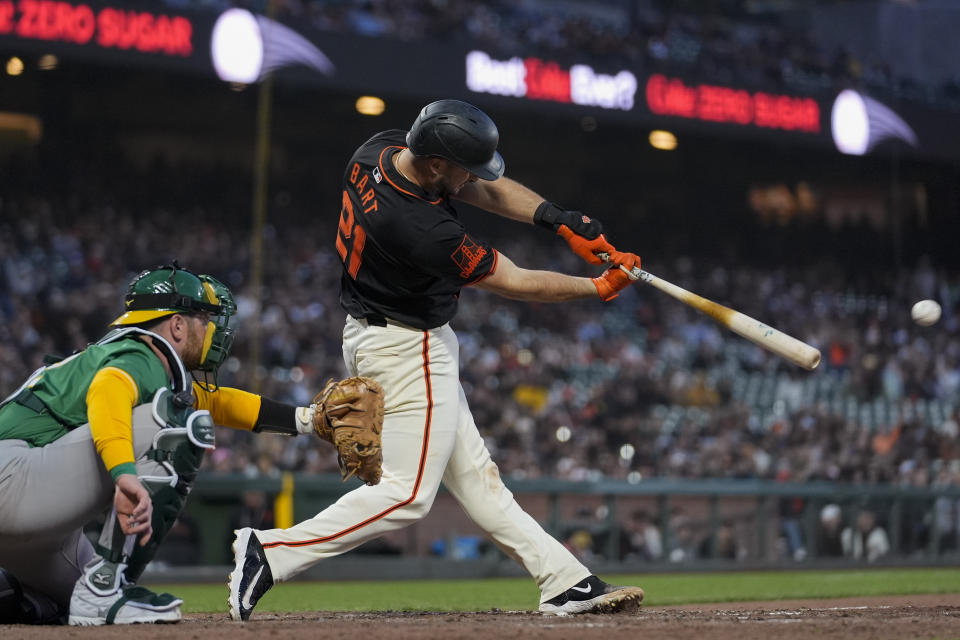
[256, 316, 589, 601]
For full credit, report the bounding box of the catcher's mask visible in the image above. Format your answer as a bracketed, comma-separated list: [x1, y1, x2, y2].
[194, 273, 237, 391]
[111, 263, 237, 390]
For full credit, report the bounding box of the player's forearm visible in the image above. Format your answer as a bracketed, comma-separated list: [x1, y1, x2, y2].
[473, 254, 598, 302]
[454, 177, 543, 223]
[193, 383, 261, 430]
[483, 271, 597, 302]
[193, 383, 313, 435]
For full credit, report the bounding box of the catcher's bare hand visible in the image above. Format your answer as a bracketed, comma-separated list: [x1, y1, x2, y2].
[313, 376, 384, 485]
[115, 474, 152, 546]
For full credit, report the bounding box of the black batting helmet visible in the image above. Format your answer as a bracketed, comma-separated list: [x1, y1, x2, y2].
[405, 100, 505, 181]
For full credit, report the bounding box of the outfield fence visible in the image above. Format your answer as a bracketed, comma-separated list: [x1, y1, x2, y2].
[160, 474, 960, 579]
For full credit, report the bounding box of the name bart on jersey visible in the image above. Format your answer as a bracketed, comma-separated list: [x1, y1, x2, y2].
[349, 163, 380, 213]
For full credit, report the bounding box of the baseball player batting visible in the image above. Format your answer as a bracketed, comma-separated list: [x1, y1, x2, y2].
[228, 99, 645, 618]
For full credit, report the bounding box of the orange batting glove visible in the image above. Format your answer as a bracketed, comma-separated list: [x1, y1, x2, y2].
[592, 266, 637, 301]
[604, 249, 641, 272]
[557, 225, 616, 265]
[535, 201, 617, 265]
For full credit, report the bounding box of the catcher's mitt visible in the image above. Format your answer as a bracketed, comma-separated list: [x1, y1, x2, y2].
[313, 376, 384, 485]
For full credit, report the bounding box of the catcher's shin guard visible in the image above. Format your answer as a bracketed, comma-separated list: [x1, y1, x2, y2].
[125, 388, 215, 581]
[89, 388, 216, 584]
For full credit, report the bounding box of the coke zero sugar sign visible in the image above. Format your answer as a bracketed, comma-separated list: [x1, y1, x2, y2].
[0, 0, 193, 57]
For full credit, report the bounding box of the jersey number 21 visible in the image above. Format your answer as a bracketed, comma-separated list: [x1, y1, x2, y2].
[336, 190, 366, 279]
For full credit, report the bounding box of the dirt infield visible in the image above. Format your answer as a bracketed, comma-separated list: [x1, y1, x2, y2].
[2, 594, 959, 639]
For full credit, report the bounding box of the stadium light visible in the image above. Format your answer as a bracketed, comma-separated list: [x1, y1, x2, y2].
[37, 54, 58, 71]
[211, 8, 334, 84]
[6, 57, 24, 76]
[649, 129, 677, 150]
[831, 89, 918, 155]
[355, 96, 386, 116]
[211, 9, 263, 84]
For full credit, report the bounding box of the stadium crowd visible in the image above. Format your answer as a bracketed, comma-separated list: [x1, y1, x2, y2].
[161, 0, 960, 109]
[2, 165, 959, 497]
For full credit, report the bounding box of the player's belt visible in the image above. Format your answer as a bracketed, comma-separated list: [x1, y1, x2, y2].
[363, 314, 421, 329]
[352, 314, 422, 331]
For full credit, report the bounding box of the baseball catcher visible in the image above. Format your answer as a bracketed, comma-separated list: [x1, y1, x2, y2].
[0, 264, 382, 626]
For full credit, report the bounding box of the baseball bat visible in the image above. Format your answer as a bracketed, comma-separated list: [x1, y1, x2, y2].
[601, 256, 821, 370]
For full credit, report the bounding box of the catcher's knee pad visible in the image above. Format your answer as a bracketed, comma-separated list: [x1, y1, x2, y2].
[0, 568, 66, 625]
[88, 388, 215, 588]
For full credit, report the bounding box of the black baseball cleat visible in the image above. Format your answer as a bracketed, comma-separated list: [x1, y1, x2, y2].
[538, 575, 644, 616]
[227, 528, 274, 622]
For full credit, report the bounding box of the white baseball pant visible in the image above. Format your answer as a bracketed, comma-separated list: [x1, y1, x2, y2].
[254, 315, 589, 602]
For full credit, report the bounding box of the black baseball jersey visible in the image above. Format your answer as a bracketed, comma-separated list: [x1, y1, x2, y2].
[337, 130, 499, 330]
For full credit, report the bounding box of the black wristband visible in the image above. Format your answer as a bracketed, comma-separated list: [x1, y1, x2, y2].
[533, 201, 565, 231]
[533, 201, 604, 240]
[253, 397, 298, 435]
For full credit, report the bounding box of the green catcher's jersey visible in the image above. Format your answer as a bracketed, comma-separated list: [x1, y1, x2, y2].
[0, 333, 171, 447]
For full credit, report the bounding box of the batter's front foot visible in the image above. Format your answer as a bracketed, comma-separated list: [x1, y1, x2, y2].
[228, 527, 274, 621]
[538, 575, 644, 616]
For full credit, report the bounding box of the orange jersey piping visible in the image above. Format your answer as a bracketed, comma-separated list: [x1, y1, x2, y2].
[377, 146, 443, 204]
[262, 331, 434, 549]
[466, 248, 499, 285]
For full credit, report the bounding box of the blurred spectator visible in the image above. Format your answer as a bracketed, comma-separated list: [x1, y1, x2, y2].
[622, 509, 663, 562]
[932, 464, 960, 552]
[777, 466, 808, 562]
[817, 503, 845, 558]
[563, 529, 598, 564]
[900, 465, 933, 555]
[667, 510, 698, 563]
[228, 490, 275, 534]
[697, 520, 743, 561]
[842, 509, 891, 562]
[152, 516, 201, 567]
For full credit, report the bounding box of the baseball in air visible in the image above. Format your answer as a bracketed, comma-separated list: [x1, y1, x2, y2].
[911, 299, 941, 326]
